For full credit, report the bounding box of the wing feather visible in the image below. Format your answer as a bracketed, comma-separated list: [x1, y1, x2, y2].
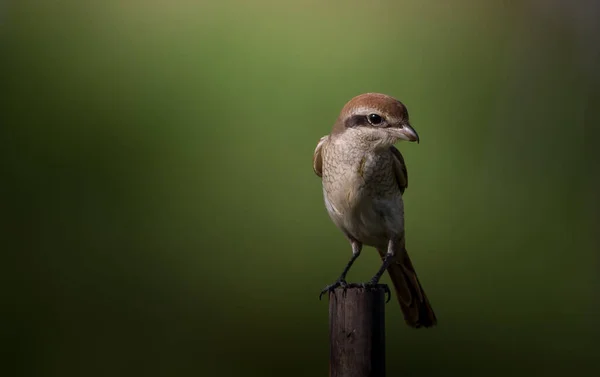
[313, 135, 329, 177]
[390, 146, 408, 194]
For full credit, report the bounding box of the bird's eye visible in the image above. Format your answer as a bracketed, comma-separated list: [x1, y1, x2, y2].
[367, 113, 383, 125]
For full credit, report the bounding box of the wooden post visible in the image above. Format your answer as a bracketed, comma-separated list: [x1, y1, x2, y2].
[329, 285, 386, 377]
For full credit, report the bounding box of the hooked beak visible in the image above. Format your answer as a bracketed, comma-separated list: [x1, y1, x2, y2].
[394, 122, 420, 143]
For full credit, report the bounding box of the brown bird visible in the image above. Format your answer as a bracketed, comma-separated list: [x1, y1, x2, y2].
[313, 92, 436, 328]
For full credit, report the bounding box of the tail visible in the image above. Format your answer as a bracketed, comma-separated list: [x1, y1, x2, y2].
[380, 248, 437, 328]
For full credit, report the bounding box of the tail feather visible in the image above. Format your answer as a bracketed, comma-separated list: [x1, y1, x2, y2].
[380, 248, 437, 328]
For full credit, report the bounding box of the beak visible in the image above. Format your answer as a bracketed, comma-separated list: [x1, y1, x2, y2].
[395, 123, 420, 143]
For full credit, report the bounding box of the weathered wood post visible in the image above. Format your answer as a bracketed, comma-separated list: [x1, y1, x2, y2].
[328, 285, 387, 377]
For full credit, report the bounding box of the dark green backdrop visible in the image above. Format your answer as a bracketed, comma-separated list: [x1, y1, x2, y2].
[3, 1, 599, 376]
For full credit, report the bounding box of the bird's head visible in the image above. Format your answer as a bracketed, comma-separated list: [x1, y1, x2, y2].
[331, 93, 419, 148]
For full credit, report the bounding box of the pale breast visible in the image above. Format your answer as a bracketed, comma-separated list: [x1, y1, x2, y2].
[321, 138, 404, 247]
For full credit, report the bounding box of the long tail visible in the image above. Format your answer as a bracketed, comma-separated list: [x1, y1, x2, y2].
[380, 248, 437, 328]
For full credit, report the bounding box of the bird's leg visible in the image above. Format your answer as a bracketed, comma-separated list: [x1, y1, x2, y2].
[337, 241, 362, 283]
[367, 238, 398, 285]
[353, 239, 398, 302]
[367, 255, 394, 286]
[319, 241, 362, 300]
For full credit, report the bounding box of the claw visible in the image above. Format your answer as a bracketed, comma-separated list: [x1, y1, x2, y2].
[382, 284, 391, 303]
[319, 280, 391, 303]
[343, 282, 391, 302]
[319, 279, 347, 300]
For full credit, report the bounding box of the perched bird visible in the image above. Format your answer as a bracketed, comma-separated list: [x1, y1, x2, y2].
[313, 93, 436, 328]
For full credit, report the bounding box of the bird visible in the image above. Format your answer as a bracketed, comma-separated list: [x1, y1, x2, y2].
[312, 92, 436, 328]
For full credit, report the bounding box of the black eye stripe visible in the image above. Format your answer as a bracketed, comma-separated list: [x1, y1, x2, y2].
[344, 114, 368, 128]
[344, 114, 388, 129]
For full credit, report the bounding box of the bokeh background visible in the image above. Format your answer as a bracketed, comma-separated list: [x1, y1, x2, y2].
[3, 1, 599, 376]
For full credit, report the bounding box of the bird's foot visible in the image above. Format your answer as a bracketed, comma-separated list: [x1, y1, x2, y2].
[345, 282, 391, 303]
[319, 278, 348, 300]
[319, 280, 391, 303]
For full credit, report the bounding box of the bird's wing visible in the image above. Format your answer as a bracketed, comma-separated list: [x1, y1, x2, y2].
[313, 135, 329, 177]
[390, 146, 408, 194]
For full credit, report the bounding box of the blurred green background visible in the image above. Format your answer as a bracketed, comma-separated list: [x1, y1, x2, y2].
[3, 1, 599, 376]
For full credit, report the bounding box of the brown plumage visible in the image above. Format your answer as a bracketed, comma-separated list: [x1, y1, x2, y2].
[313, 93, 436, 328]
